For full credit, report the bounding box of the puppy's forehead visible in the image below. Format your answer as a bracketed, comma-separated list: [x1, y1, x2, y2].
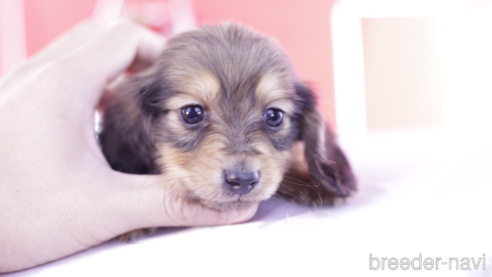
[165, 70, 295, 115]
[159, 23, 296, 112]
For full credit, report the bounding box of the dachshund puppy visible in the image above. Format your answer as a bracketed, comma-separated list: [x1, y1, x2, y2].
[99, 23, 356, 240]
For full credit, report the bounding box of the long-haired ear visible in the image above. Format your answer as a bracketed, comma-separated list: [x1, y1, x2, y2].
[278, 82, 357, 206]
[98, 74, 160, 175]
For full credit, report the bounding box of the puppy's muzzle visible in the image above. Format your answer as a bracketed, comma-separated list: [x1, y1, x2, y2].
[224, 170, 259, 195]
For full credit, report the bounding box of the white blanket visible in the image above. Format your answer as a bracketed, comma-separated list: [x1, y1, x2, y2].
[7, 128, 492, 277]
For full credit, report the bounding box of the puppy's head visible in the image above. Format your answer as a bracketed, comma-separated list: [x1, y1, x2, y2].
[137, 23, 299, 210]
[105, 23, 356, 211]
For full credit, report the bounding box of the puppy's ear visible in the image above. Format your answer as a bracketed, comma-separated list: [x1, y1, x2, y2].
[278, 83, 357, 206]
[98, 75, 160, 174]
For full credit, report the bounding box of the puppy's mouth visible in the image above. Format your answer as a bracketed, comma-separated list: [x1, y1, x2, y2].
[184, 183, 269, 211]
[185, 189, 260, 211]
[173, 169, 268, 211]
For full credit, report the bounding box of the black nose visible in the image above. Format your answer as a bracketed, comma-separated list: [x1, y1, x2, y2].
[225, 171, 259, 194]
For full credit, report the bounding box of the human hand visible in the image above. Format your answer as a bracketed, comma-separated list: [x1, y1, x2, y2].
[0, 20, 258, 273]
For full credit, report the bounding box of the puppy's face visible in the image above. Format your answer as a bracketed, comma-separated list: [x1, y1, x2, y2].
[157, 72, 297, 210]
[101, 23, 356, 214]
[142, 24, 300, 210]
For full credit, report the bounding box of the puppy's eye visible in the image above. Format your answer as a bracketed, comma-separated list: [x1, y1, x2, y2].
[181, 105, 204, 124]
[264, 108, 284, 127]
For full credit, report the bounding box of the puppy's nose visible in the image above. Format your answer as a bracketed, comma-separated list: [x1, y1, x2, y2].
[225, 171, 259, 194]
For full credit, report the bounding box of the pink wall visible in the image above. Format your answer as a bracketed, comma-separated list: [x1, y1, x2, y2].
[24, 0, 97, 56]
[19, 0, 337, 125]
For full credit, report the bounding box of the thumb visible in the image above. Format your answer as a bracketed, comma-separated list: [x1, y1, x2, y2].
[109, 173, 258, 233]
[161, 190, 259, 226]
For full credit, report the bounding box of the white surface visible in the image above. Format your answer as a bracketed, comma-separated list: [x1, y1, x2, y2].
[6, 128, 492, 276]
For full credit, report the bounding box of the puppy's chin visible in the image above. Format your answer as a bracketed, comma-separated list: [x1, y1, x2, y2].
[199, 199, 257, 211]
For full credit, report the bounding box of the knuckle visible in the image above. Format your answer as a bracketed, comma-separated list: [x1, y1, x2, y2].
[109, 20, 140, 37]
[163, 191, 195, 225]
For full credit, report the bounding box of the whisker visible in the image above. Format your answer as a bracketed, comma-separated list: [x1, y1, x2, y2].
[277, 183, 318, 209]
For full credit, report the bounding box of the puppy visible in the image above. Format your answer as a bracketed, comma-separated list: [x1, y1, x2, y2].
[99, 22, 356, 240]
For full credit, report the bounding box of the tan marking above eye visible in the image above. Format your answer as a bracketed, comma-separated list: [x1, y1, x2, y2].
[266, 100, 295, 116]
[165, 71, 220, 110]
[256, 73, 295, 115]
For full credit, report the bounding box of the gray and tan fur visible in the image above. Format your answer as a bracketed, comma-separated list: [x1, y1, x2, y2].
[99, 23, 356, 240]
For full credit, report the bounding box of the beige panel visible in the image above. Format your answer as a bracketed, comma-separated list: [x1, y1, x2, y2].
[362, 17, 444, 129]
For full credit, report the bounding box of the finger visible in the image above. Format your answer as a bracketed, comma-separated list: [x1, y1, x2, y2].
[49, 20, 165, 109]
[0, 20, 103, 92]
